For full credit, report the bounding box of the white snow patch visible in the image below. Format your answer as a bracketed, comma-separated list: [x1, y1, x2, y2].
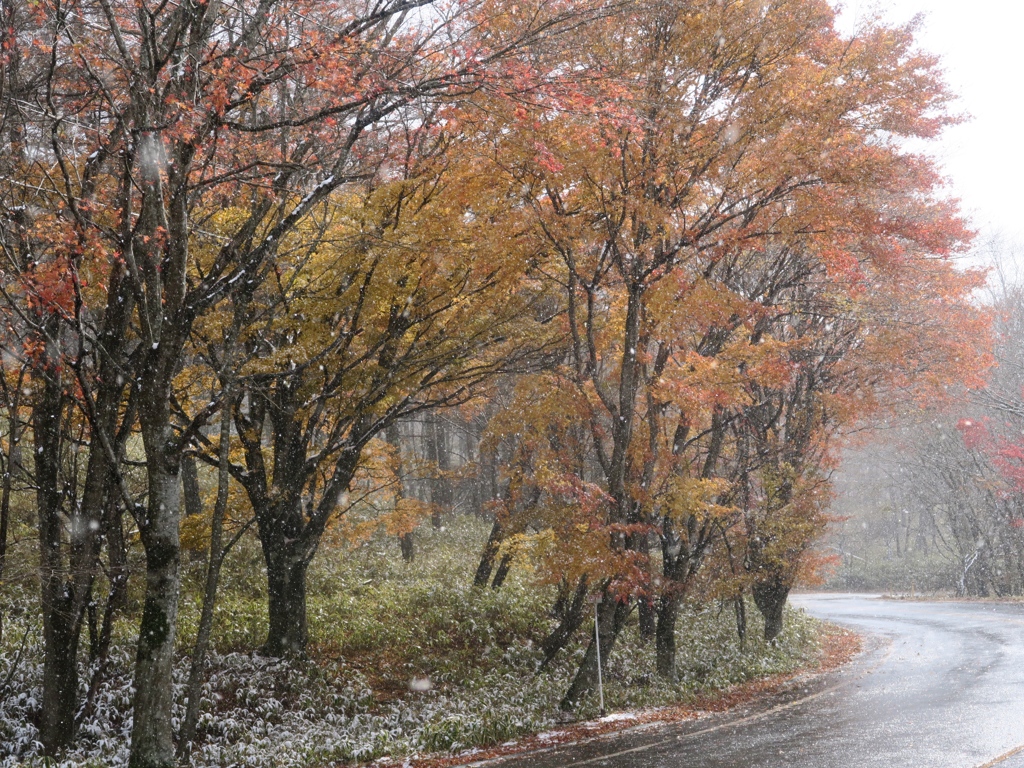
[598, 712, 638, 723]
[535, 730, 564, 741]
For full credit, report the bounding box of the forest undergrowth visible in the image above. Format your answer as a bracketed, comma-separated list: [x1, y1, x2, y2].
[1, 518, 822, 768]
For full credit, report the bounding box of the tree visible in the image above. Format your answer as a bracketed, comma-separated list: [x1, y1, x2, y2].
[196, 152, 558, 656]
[1, 0, 595, 762]
[471, 0, 985, 700]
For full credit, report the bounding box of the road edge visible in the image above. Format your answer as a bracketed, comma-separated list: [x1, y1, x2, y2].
[395, 621, 871, 768]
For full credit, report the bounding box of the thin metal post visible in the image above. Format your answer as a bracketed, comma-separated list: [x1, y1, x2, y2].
[594, 600, 605, 717]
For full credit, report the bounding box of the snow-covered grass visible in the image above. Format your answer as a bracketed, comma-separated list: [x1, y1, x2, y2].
[0, 518, 820, 767]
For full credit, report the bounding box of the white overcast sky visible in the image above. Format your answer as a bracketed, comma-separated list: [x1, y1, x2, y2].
[836, 1, 1024, 252]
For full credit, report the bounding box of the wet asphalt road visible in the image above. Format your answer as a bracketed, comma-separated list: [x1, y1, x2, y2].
[482, 594, 1024, 768]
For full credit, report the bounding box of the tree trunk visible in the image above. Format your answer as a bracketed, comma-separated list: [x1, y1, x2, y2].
[474, 518, 503, 587]
[40, 604, 79, 753]
[130, 369, 184, 768]
[35, 363, 110, 754]
[130, 460, 182, 768]
[560, 595, 630, 711]
[35, 337, 79, 755]
[39, 421, 79, 756]
[752, 577, 789, 643]
[539, 577, 588, 669]
[87, 588, 99, 663]
[249, 440, 364, 658]
[181, 455, 203, 520]
[0, 379, 21, 646]
[477, 426, 499, 518]
[399, 533, 415, 563]
[79, 494, 129, 727]
[236, 387, 361, 660]
[179, 385, 235, 763]
[655, 593, 679, 679]
[491, 552, 513, 589]
[263, 546, 309, 657]
[655, 515, 700, 680]
[638, 598, 656, 643]
[386, 422, 415, 564]
[734, 595, 747, 648]
[33, 206, 132, 751]
[0, 453, 8, 646]
[425, 413, 450, 528]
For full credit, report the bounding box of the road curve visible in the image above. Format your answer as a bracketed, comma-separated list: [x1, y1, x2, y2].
[481, 594, 1024, 768]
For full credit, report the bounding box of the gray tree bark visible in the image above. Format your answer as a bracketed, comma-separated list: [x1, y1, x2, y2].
[752, 577, 790, 642]
[178, 380, 237, 763]
[560, 594, 630, 711]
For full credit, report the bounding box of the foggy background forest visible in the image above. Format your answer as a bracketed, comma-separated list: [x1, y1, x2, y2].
[826, 244, 1024, 597]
